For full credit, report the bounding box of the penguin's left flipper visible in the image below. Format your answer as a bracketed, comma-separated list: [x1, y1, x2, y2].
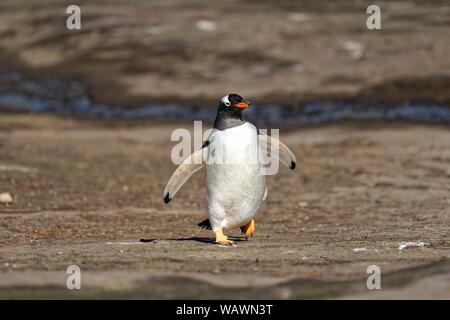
[258, 132, 296, 170]
[163, 145, 207, 204]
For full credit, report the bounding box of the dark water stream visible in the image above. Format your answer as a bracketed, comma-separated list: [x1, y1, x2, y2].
[1, 73, 450, 125]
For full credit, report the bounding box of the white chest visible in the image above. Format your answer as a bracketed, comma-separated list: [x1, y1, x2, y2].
[205, 122, 266, 229]
[206, 122, 259, 165]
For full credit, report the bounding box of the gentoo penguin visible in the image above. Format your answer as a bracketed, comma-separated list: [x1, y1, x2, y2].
[163, 94, 296, 245]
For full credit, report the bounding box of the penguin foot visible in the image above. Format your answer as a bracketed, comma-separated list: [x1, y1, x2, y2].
[215, 230, 235, 246]
[240, 219, 255, 239]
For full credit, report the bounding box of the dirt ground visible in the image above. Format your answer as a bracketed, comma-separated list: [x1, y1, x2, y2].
[0, 0, 450, 300]
[0, 114, 449, 298]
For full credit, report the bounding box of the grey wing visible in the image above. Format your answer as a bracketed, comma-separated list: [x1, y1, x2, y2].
[163, 146, 206, 203]
[258, 132, 296, 170]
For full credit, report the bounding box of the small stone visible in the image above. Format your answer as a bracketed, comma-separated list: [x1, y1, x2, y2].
[286, 12, 311, 23]
[0, 192, 13, 204]
[196, 20, 217, 32]
[342, 40, 365, 60]
[146, 26, 162, 35]
[298, 201, 309, 208]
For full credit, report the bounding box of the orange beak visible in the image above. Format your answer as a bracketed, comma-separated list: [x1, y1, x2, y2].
[235, 101, 251, 109]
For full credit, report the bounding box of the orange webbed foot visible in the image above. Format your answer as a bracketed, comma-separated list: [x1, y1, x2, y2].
[240, 219, 255, 239]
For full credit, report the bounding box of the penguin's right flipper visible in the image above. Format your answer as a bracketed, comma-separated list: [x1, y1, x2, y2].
[163, 146, 207, 204]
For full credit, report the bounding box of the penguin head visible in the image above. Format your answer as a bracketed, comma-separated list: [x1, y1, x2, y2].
[219, 93, 250, 109]
[217, 93, 251, 118]
[214, 94, 251, 130]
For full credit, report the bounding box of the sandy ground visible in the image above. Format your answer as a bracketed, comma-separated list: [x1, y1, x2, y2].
[0, 114, 449, 299]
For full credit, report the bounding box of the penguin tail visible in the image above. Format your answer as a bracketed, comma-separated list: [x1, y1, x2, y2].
[197, 219, 212, 230]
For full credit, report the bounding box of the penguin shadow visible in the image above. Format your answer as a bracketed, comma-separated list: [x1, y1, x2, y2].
[139, 236, 248, 245]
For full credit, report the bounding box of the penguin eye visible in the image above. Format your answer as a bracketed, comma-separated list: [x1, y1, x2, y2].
[224, 101, 231, 106]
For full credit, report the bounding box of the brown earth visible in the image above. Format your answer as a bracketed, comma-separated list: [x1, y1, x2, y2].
[1, 0, 450, 300]
[0, 114, 449, 298]
[0, 0, 450, 106]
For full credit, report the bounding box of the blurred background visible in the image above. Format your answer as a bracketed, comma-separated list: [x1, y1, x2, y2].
[0, 0, 449, 299]
[1, 0, 450, 113]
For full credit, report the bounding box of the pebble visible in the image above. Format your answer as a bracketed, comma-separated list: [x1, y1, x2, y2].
[298, 201, 309, 208]
[0, 192, 13, 204]
[286, 12, 311, 23]
[196, 20, 217, 32]
[342, 40, 365, 60]
[146, 26, 162, 35]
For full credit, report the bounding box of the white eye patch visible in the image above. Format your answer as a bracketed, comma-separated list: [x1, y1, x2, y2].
[220, 95, 231, 106]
